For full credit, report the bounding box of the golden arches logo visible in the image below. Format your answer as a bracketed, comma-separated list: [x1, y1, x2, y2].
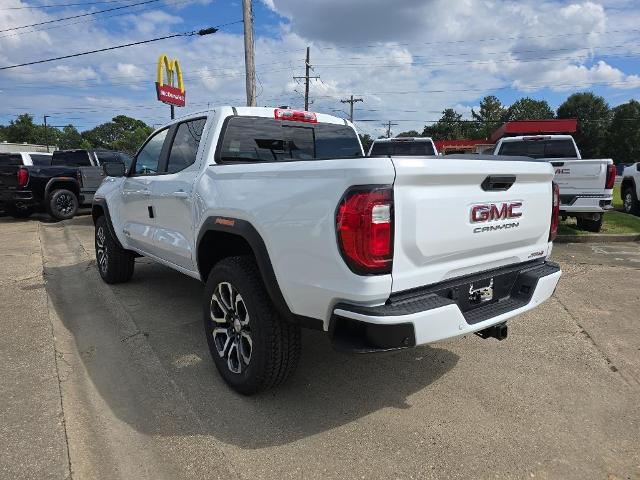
[156, 54, 184, 93]
[155, 54, 186, 107]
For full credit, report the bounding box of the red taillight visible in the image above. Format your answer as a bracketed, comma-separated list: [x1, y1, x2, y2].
[549, 182, 560, 242]
[274, 108, 317, 123]
[336, 187, 393, 274]
[605, 163, 616, 189]
[17, 167, 29, 187]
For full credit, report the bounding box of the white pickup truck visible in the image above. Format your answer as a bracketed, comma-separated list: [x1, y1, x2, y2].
[493, 135, 615, 232]
[92, 107, 561, 394]
[368, 137, 438, 156]
[621, 162, 640, 215]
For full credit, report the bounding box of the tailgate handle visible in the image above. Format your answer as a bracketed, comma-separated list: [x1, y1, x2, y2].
[481, 175, 515, 191]
[551, 162, 564, 167]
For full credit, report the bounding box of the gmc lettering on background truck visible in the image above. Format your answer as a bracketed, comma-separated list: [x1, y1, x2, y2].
[92, 107, 562, 395]
[493, 135, 615, 232]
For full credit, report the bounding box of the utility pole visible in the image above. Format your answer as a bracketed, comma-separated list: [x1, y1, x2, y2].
[294, 47, 319, 110]
[242, 0, 257, 106]
[43, 115, 50, 152]
[383, 120, 398, 138]
[340, 95, 363, 122]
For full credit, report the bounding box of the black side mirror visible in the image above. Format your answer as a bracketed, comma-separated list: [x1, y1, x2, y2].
[636, 163, 640, 172]
[103, 161, 126, 177]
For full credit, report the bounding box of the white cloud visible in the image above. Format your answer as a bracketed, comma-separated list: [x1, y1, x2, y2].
[115, 63, 145, 80]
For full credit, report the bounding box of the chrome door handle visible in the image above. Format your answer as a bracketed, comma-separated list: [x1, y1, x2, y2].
[173, 191, 189, 198]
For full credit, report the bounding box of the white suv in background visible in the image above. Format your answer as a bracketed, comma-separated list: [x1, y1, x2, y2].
[621, 162, 640, 215]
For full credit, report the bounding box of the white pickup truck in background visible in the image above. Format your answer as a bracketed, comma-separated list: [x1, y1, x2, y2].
[93, 107, 561, 394]
[493, 135, 616, 232]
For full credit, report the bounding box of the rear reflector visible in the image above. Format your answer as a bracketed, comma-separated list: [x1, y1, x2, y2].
[274, 108, 317, 123]
[17, 167, 29, 187]
[549, 182, 560, 242]
[336, 186, 393, 274]
[605, 163, 616, 189]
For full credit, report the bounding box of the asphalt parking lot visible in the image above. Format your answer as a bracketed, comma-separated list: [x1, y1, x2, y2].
[1, 214, 639, 480]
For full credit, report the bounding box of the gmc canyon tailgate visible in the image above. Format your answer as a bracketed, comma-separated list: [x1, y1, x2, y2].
[390, 156, 555, 293]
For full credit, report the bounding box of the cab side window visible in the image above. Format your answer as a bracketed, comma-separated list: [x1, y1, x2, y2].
[133, 129, 168, 175]
[166, 118, 206, 174]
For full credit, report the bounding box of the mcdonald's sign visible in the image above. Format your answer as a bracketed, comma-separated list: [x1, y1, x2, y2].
[155, 54, 185, 107]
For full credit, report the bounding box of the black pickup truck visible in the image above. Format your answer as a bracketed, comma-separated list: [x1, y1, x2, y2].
[0, 149, 131, 220]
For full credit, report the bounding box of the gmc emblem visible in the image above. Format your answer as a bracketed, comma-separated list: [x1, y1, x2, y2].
[471, 202, 522, 223]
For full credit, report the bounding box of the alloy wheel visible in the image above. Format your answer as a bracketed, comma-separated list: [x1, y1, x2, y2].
[624, 192, 633, 213]
[96, 226, 108, 274]
[56, 193, 74, 215]
[209, 282, 253, 374]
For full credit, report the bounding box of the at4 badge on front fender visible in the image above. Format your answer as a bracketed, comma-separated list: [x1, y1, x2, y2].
[471, 201, 522, 233]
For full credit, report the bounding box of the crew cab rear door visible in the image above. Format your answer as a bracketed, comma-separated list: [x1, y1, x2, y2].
[390, 156, 555, 293]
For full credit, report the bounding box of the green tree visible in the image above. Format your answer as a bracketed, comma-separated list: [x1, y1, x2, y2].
[396, 130, 420, 137]
[57, 125, 84, 149]
[110, 126, 153, 154]
[82, 115, 151, 149]
[503, 97, 554, 121]
[557, 92, 610, 158]
[423, 109, 477, 140]
[472, 95, 505, 139]
[4, 114, 40, 143]
[605, 100, 640, 164]
[359, 133, 373, 152]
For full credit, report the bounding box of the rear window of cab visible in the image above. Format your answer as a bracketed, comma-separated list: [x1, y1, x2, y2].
[217, 116, 363, 163]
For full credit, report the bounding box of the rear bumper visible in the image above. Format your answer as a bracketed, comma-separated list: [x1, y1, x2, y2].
[331, 260, 561, 352]
[560, 194, 613, 213]
[0, 190, 39, 209]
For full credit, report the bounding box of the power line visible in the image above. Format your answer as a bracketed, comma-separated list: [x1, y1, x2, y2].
[340, 95, 363, 122]
[293, 47, 320, 110]
[0, 26, 224, 70]
[0, 0, 131, 10]
[0, 0, 162, 33]
[0, 0, 190, 39]
[383, 121, 398, 138]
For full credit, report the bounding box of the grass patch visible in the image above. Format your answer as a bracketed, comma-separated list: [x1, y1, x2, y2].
[559, 211, 640, 235]
[612, 184, 623, 209]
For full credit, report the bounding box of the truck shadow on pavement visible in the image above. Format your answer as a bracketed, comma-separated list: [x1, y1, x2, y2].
[43, 239, 459, 450]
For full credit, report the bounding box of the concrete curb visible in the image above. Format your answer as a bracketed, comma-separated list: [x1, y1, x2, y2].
[555, 233, 640, 243]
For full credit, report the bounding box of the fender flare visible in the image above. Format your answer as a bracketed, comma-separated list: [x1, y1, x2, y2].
[45, 177, 80, 199]
[92, 198, 124, 249]
[197, 216, 323, 330]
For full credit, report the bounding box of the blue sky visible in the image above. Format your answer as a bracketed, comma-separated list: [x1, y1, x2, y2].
[1, 0, 639, 138]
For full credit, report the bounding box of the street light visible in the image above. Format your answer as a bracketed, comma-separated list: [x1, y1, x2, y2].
[43, 115, 50, 153]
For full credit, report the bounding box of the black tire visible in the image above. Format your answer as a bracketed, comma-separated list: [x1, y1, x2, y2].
[622, 187, 640, 216]
[576, 215, 603, 233]
[48, 189, 78, 221]
[203, 256, 301, 395]
[7, 205, 32, 219]
[95, 216, 135, 284]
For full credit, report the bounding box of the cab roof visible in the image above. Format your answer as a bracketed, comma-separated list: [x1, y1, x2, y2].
[372, 137, 434, 143]
[165, 106, 352, 130]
